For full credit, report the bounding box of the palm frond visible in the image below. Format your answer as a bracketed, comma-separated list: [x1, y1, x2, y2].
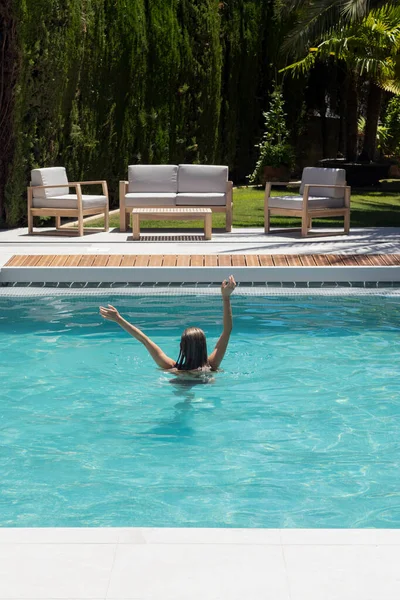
[341, 0, 369, 20]
[355, 56, 395, 78]
[341, 0, 400, 20]
[282, 0, 344, 55]
[280, 52, 317, 76]
[380, 79, 400, 95]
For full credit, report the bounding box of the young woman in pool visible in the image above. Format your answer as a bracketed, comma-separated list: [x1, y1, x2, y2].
[99, 275, 236, 372]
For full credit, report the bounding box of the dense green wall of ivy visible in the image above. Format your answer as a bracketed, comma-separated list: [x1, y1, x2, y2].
[3, 0, 272, 226]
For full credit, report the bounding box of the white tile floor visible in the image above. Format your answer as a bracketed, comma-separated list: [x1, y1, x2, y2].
[1, 227, 400, 260]
[0, 528, 399, 599]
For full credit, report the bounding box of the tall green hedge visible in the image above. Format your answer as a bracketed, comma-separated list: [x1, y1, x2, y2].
[2, 0, 274, 227]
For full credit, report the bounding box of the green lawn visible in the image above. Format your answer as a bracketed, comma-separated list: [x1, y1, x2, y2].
[88, 187, 400, 230]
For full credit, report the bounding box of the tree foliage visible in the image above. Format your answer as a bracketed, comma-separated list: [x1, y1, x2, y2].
[381, 96, 400, 158]
[2, 0, 284, 227]
[3, 0, 399, 227]
[3, 0, 240, 226]
[249, 86, 295, 183]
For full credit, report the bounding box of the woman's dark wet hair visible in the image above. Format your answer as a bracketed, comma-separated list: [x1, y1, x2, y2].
[175, 327, 209, 371]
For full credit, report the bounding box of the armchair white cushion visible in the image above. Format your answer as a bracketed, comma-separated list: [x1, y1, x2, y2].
[264, 167, 350, 237]
[28, 167, 109, 236]
[300, 167, 346, 199]
[31, 167, 69, 198]
[268, 195, 345, 210]
[32, 194, 107, 209]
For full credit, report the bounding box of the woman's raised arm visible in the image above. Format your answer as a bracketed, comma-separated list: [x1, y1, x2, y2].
[208, 275, 236, 370]
[99, 305, 176, 369]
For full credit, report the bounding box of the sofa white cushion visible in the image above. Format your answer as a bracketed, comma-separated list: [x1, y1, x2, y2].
[125, 193, 176, 207]
[32, 194, 107, 210]
[178, 165, 228, 193]
[176, 193, 226, 206]
[268, 195, 345, 210]
[300, 167, 346, 199]
[128, 165, 178, 193]
[31, 167, 69, 198]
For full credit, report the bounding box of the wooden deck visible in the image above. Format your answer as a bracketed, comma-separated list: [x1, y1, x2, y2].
[4, 254, 400, 268]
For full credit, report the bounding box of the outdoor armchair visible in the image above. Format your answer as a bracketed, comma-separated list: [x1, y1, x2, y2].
[28, 167, 109, 236]
[264, 167, 351, 237]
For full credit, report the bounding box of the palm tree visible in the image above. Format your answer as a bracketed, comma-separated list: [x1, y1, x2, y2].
[285, 0, 398, 54]
[283, 3, 400, 161]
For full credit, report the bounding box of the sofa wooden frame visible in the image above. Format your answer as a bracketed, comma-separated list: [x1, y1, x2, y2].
[27, 181, 109, 236]
[264, 181, 351, 237]
[119, 180, 233, 233]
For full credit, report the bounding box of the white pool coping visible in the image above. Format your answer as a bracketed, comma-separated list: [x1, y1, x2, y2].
[0, 527, 399, 599]
[1, 264, 400, 284]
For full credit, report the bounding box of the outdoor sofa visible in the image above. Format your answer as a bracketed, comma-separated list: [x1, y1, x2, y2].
[119, 164, 233, 233]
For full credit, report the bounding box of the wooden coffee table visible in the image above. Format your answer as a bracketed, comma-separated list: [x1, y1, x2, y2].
[131, 207, 212, 240]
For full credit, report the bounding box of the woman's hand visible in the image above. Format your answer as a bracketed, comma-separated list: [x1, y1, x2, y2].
[99, 304, 121, 322]
[221, 275, 236, 298]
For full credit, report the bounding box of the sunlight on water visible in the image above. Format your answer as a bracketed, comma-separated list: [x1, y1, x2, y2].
[0, 294, 400, 528]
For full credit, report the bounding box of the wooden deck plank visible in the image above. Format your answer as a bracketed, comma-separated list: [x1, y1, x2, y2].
[93, 255, 110, 267]
[353, 255, 373, 266]
[218, 255, 232, 267]
[63, 255, 83, 267]
[163, 255, 177, 267]
[190, 255, 204, 267]
[369, 254, 388, 266]
[204, 255, 218, 267]
[133, 255, 149, 267]
[21, 255, 42, 267]
[17, 255, 34, 267]
[51, 255, 69, 267]
[379, 254, 400, 266]
[383, 254, 400, 266]
[313, 255, 332, 266]
[5, 255, 19, 266]
[148, 255, 162, 267]
[300, 255, 316, 267]
[232, 255, 246, 267]
[285, 255, 302, 266]
[8, 255, 29, 267]
[78, 255, 96, 267]
[120, 255, 137, 267]
[273, 255, 288, 267]
[4, 253, 400, 270]
[368, 254, 391, 266]
[258, 255, 274, 266]
[36, 255, 56, 266]
[245, 255, 260, 267]
[19, 255, 35, 266]
[106, 255, 124, 267]
[325, 254, 345, 266]
[176, 255, 190, 266]
[339, 254, 359, 266]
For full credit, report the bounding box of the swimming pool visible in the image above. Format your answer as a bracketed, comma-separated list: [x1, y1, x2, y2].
[1, 293, 400, 528]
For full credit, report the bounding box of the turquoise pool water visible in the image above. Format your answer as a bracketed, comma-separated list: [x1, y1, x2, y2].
[0, 294, 400, 528]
